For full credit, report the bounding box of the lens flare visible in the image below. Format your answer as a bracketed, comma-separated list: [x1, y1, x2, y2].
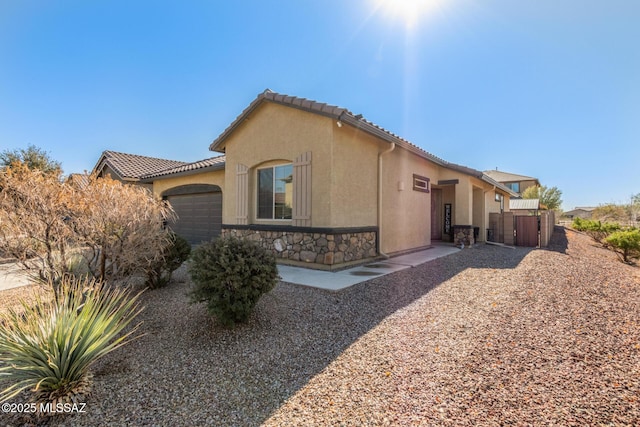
[374, 0, 442, 30]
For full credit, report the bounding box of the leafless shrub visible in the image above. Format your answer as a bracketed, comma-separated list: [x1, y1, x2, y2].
[0, 163, 76, 284]
[0, 165, 176, 286]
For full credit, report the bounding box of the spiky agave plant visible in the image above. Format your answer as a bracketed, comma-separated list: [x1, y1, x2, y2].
[0, 276, 144, 411]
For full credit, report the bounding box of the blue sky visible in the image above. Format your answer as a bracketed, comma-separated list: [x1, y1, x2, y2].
[1, 0, 638, 211]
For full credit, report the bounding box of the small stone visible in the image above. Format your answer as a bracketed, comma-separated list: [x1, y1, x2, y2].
[300, 250, 316, 262]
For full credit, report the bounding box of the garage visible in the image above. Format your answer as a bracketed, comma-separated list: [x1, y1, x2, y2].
[163, 184, 222, 245]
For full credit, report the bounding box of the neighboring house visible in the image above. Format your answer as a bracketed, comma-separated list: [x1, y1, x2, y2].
[66, 173, 90, 189]
[563, 207, 595, 220]
[93, 151, 187, 191]
[141, 156, 226, 244]
[93, 89, 518, 269]
[91, 151, 226, 245]
[483, 169, 540, 197]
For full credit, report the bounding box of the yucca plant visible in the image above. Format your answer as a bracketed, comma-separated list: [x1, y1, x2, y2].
[0, 276, 144, 411]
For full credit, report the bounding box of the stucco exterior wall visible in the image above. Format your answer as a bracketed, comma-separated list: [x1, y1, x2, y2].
[202, 98, 518, 262]
[220, 102, 334, 226]
[150, 170, 225, 197]
[379, 146, 439, 255]
[330, 125, 383, 227]
[519, 180, 538, 195]
[469, 176, 511, 243]
[473, 187, 484, 240]
[484, 190, 504, 242]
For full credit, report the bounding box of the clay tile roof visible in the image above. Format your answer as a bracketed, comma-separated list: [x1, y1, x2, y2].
[94, 151, 187, 181]
[66, 173, 90, 188]
[141, 155, 226, 180]
[209, 89, 519, 198]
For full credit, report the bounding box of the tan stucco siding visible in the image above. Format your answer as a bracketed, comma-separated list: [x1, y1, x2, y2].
[220, 102, 333, 226]
[330, 126, 384, 227]
[469, 176, 512, 242]
[519, 180, 538, 194]
[150, 170, 225, 198]
[379, 147, 439, 254]
[473, 187, 484, 233]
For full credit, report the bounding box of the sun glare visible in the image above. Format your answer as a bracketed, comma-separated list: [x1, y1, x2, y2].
[374, 0, 441, 30]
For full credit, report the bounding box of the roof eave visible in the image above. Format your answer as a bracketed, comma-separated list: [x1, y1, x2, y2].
[93, 158, 132, 182]
[481, 174, 519, 198]
[209, 93, 267, 153]
[140, 162, 226, 183]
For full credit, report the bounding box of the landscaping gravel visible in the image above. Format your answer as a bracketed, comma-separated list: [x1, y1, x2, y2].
[1, 227, 639, 426]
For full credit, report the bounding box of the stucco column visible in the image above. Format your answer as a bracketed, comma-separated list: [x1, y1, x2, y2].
[452, 178, 474, 247]
[454, 178, 473, 225]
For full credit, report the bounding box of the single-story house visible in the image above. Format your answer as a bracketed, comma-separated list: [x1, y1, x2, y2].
[563, 207, 595, 220]
[93, 150, 188, 192]
[93, 89, 518, 269]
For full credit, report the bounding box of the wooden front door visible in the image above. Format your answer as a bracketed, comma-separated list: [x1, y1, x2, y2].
[431, 189, 442, 240]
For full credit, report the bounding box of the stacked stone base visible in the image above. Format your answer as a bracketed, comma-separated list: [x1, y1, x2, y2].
[222, 226, 377, 268]
[453, 225, 475, 247]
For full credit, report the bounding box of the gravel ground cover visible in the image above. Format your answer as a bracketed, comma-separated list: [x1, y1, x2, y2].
[1, 226, 638, 426]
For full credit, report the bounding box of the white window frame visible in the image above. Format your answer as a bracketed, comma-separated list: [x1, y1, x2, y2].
[256, 163, 293, 221]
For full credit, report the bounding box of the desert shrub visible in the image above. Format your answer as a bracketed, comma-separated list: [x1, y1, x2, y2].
[0, 276, 143, 411]
[572, 218, 620, 244]
[592, 203, 630, 223]
[0, 165, 176, 286]
[605, 229, 640, 264]
[0, 163, 76, 284]
[70, 175, 176, 283]
[188, 236, 278, 327]
[146, 232, 191, 289]
[572, 217, 588, 231]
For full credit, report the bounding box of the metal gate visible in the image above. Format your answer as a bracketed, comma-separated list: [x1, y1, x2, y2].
[515, 216, 539, 247]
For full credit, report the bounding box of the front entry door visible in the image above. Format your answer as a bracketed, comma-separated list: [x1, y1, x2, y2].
[431, 189, 442, 240]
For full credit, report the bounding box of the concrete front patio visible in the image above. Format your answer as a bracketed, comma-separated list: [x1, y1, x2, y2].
[277, 243, 461, 291]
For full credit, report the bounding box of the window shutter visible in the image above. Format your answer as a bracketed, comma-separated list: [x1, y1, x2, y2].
[292, 152, 312, 227]
[236, 163, 248, 224]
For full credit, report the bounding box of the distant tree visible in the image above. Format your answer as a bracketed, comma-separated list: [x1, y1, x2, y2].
[630, 193, 640, 223]
[0, 144, 62, 176]
[592, 203, 629, 223]
[522, 185, 563, 211]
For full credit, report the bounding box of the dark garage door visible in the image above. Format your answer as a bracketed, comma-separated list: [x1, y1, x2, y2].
[164, 185, 222, 245]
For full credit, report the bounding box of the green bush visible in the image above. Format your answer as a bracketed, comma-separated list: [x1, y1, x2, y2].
[605, 229, 640, 263]
[572, 218, 620, 243]
[146, 232, 191, 289]
[0, 276, 143, 410]
[188, 236, 278, 327]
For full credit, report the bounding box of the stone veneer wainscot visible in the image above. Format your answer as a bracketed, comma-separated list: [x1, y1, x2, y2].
[221, 225, 378, 268]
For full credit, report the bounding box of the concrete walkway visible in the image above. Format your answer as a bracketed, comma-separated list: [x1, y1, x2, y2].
[0, 262, 33, 291]
[0, 244, 461, 293]
[278, 243, 460, 291]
